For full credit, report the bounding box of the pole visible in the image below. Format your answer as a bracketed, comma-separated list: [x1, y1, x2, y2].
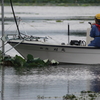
[1, 66, 4, 100]
[68, 24, 70, 44]
[1, 0, 5, 100]
[1, 0, 5, 57]
[67, 67, 69, 94]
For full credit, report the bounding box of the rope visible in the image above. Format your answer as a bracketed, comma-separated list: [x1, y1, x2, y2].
[18, 21, 28, 36]
[1, 39, 25, 56]
[5, 23, 16, 32]
[19, 20, 61, 44]
[21, 20, 45, 34]
[47, 36, 61, 44]
[5, 40, 24, 53]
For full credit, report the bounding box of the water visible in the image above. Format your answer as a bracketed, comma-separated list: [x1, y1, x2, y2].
[1, 6, 100, 36]
[1, 65, 100, 100]
[1, 6, 100, 100]
[3, 6, 100, 16]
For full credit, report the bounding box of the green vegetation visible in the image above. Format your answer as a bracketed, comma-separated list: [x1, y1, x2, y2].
[36, 91, 100, 100]
[63, 91, 100, 100]
[5, 0, 100, 3]
[56, 20, 63, 22]
[4, 0, 100, 6]
[1, 54, 59, 67]
[63, 94, 76, 100]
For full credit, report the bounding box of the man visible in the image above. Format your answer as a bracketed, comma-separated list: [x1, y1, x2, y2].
[88, 13, 100, 47]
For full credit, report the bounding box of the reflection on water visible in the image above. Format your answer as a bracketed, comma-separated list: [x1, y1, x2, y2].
[0, 65, 100, 100]
[90, 65, 100, 92]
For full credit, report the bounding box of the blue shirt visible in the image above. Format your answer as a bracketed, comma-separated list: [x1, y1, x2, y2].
[88, 24, 100, 47]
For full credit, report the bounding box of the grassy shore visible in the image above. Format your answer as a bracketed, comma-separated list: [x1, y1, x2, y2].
[4, 3, 100, 6]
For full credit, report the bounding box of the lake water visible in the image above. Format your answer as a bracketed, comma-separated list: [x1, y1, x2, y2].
[1, 6, 100, 36]
[1, 65, 100, 100]
[1, 6, 100, 100]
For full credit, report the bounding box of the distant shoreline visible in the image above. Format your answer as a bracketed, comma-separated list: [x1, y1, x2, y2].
[4, 3, 100, 6]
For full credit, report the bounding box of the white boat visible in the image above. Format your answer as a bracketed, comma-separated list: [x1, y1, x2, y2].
[7, 31, 100, 64]
[2, 0, 100, 65]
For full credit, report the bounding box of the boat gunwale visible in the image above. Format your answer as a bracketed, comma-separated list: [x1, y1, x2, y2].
[7, 41, 100, 49]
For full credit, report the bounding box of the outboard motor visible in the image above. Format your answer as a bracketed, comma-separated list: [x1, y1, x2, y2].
[70, 40, 86, 46]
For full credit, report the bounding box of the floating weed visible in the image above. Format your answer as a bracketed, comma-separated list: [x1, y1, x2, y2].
[63, 94, 76, 100]
[79, 21, 84, 23]
[2, 54, 58, 67]
[37, 95, 61, 99]
[37, 91, 100, 100]
[63, 91, 100, 100]
[1, 54, 59, 74]
[37, 95, 44, 99]
[56, 20, 63, 22]
[35, 13, 39, 15]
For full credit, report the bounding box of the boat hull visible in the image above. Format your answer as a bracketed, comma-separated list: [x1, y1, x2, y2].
[8, 40, 100, 64]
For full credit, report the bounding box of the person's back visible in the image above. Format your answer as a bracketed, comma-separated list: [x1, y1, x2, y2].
[88, 13, 100, 47]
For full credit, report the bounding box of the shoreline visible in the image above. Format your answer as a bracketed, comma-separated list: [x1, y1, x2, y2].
[4, 3, 100, 6]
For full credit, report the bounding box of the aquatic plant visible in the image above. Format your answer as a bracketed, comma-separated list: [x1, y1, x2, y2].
[56, 20, 63, 22]
[63, 91, 100, 100]
[0, 50, 2, 62]
[12, 55, 26, 67]
[63, 94, 76, 100]
[37, 95, 61, 99]
[2, 54, 58, 67]
[3, 55, 13, 66]
[37, 91, 100, 100]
